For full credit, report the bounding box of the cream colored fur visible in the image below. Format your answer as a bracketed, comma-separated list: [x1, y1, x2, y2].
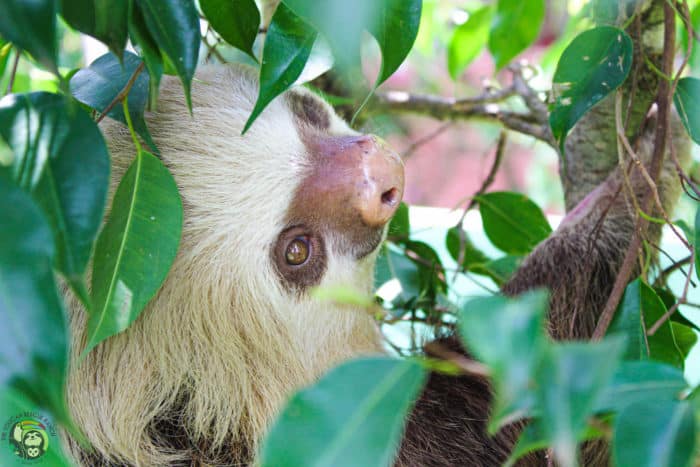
[64, 65, 383, 466]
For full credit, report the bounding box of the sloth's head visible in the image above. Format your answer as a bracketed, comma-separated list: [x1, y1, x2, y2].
[67, 64, 403, 464]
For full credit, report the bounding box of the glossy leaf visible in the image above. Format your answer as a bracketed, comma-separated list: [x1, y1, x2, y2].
[639, 281, 685, 369]
[59, 0, 128, 57]
[488, 0, 544, 70]
[507, 418, 607, 466]
[0, 171, 70, 427]
[537, 338, 624, 467]
[0, 390, 71, 467]
[283, 0, 422, 86]
[70, 51, 157, 153]
[374, 244, 421, 316]
[243, 3, 316, 133]
[445, 226, 491, 270]
[608, 279, 645, 360]
[458, 291, 548, 430]
[595, 361, 687, 413]
[674, 77, 700, 146]
[135, 0, 199, 109]
[469, 255, 522, 286]
[0, 0, 57, 73]
[477, 191, 552, 255]
[613, 400, 695, 467]
[86, 150, 182, 355]
[405, 240, 446, 296]
[261, 357, 426, 467]
[201, 0, 260, 61]
[388, 202, 409, 240]
[128, 0, 163, 105]
[448, 6, 492, 80]
[0, 92, 110, 303]
[550, 27, 633, 149]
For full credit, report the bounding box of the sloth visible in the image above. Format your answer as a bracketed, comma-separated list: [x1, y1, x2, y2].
[63, 64, 686, 466]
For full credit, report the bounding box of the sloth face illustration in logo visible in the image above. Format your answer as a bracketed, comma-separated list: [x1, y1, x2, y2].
[9, 419, 49, 461]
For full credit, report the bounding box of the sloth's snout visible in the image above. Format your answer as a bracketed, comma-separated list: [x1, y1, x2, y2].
[303, 134, 405, 232]
[352, 135, 404, 227]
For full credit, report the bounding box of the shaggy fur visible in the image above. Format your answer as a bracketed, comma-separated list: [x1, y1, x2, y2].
[64, 65, 383, 466]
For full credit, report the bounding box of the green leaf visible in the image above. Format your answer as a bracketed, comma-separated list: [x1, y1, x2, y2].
[283, 0, 422, 87]
[477, 191, 552, 255]
[0, 171, 71, 428]
[373, 244, 421, 316]
[0, 390, 71, 467]
[671, 322, 697, 360]
[243, 2, 316, 133]
[448, 6, 492, 79]
[0, 0, 58, 73]
[70, 51, 158, 153]
[469, 255, 522, 286]
[128, 0, 164, 105]
[260, 357, 427, 467]
[550, 26, 633, 149]
[613, 400, 695, 467]
[405, 240, 446, 296]
[0, 92, 110, 304]
[507, 418, 607, 467]
[608, 279, 645, 360]
[200, 0, 260, 61]
[135, 0, 199, 110]
[458, 291, 548, 431]
[640, 281, 685, 369]
[86, 149, 182, 355]
[674, 78, 700, 146]
[488, 0, 544, 70]
[388, 201, 409, 240]
[537, 338, 624, 467]
[595, 361, 687, 413]
[445, 226, 492, 270]
[59, 0, 128, 57]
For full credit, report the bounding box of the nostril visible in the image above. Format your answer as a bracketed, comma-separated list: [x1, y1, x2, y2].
[381, 187, 400, 206]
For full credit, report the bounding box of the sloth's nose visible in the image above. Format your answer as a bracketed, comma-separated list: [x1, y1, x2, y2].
[352, 135, 404, 227]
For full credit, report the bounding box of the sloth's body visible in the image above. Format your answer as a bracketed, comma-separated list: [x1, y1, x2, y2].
[64, 64, 685, 466]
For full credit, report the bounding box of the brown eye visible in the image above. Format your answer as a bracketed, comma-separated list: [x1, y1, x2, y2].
[285, 236, 310, 265]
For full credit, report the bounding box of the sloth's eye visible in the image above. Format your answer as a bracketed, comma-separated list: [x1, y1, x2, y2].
[285, 236, 310, 265]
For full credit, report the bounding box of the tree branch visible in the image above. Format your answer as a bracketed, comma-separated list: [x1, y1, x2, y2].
[592, 1, 676, 340]
[369, 65, 555, 147]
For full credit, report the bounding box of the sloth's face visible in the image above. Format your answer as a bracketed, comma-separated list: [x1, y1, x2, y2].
[270, 93, 404, 293]
[134, 65, 403, 314]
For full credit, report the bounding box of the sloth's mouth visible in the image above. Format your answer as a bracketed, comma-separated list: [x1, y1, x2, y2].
[354, 228, 385, 260]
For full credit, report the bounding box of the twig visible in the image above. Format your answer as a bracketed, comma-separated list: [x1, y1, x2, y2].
[370, 66, 554, 146]
[5, 49, 20, 96]
[653, 254, 692, 287]
[95, 62, 145, 123]
[614, 92, 691, 250]
[401, 123, 451, 158]
[423, 342, 490, 378]
[592, 2, 676, 340]
[460, 132, 507, 224]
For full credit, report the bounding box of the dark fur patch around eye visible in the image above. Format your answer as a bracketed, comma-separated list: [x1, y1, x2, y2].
[272, 226, 327, 292]
[286, 91, 332, 130]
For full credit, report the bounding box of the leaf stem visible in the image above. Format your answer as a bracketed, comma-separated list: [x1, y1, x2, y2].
[5, 48, 20, 96]
[96, 61, 145, 124]
[123, 95, 142, 153]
